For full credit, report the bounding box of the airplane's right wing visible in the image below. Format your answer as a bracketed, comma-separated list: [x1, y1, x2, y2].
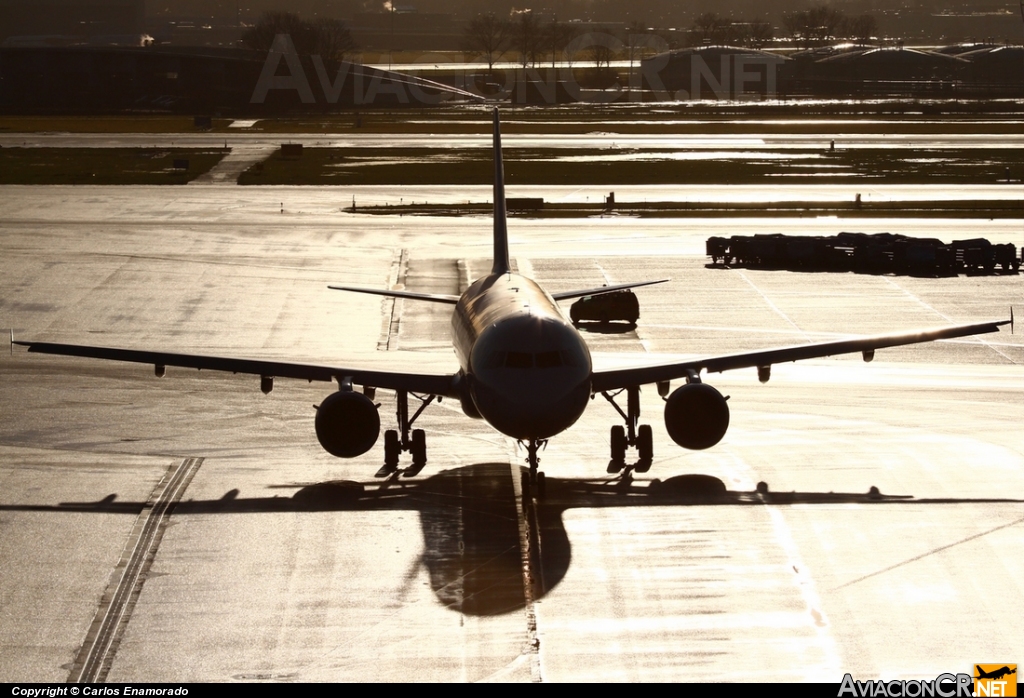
[328, 285, 460, 304]
[591, 319, 1010, 393]
[13, 340, 459, 396]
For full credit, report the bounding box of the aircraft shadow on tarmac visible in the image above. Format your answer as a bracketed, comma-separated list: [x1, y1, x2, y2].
[5, 462, 1022, 617]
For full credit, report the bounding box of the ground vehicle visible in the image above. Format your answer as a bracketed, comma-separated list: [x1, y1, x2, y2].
[569, 289, 640, 324]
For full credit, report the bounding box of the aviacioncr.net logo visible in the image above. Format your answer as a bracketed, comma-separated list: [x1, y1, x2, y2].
[838, 673, 973, 697]
[973, 665, 1017, 697]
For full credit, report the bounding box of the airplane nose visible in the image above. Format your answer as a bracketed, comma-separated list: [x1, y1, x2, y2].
[471, 370, 591, 440]
[469, 316, 592, 440]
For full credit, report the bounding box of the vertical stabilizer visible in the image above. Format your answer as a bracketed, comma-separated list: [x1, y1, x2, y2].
[491, 109, 511, 275]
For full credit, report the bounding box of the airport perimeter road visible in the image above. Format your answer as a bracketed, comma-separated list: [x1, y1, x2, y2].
[1, 186, 1023, 682]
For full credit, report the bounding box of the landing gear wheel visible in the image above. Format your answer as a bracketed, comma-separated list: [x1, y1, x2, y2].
[521, 470, 532, 502]
[383, 389, 438, 476]
[411, 428, 426, 466]
[636, 424, 653, 472]
[536, 471, 546, 500]
[610, 425, 627, 463]
[383, 429, 400, 469]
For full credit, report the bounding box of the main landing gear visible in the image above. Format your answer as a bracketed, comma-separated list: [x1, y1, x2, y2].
[601, 386, 653, 474]
[520, 439, 548, 500]
[377, 389, 438, 478]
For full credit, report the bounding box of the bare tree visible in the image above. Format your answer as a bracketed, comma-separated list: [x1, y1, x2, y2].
[624, 20, 647, 63]
[738, 18, 774, 48]
[587, 35, 616, 71]
[310, 18, 357, 65]
[624, 21, 647, 96]
[241, 11, 355, 64]
[784, 5, 846, 48]
[691, 12, 732, 46]
[843, 14, 878, 45]
[462, 12, 511, 71]
[242, 11, 314, 53]
[544, 18, 578, 68]
[512, 10, 542, 68]
[564, 29, 587, 69]
[808, 4, 845, 41]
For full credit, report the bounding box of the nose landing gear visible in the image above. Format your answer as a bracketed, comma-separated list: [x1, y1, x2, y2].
[519, 438, 548, 500]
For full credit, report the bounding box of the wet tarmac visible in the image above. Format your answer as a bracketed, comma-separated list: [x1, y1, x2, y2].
[1, 185, 1023, 682]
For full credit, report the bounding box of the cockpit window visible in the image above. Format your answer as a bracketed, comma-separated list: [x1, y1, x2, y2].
[489, 349, 580, 369]
[505, 351, 533, 368]
[536, 351, 562, 368]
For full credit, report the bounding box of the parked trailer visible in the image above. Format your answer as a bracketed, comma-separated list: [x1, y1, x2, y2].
[707, 233, 1016, 277]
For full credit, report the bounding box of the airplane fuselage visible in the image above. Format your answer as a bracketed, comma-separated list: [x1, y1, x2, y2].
[452, 272, 592, 440]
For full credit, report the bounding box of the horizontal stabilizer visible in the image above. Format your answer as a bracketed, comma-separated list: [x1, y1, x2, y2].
[551, 279, 669, 302]
[328, 285, 460, 304]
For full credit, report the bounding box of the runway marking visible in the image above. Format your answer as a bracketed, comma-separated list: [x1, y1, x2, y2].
[378, 248, 408, 352]
[882, 277, 1019, 365]
[732, 270, 810, 342]
[833, 513, 1024, 592]
[722, 453, 842, 677]
[509, 461, 543, 683]
[68, 457, 204, 683]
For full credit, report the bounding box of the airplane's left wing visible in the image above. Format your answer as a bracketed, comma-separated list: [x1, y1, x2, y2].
[12, 340, 458, 396]
[591, 319, 1010, 393]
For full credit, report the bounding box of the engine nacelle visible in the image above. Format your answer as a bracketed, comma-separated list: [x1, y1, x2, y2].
[315, 391, 380, 458]
[664, 383, 730, 450]
[460, 389, 482, 419]
[453, 373, 482, 419]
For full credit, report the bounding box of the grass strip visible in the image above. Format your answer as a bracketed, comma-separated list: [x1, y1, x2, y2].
[239, 146, 1024, 186]
[3, 103, 1024, 136]
[0, 147, 228, 184]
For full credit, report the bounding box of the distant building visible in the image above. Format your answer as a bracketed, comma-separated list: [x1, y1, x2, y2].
[959, 46, 1024, 94]
[0, 0, 145, 41]
[0, 44, 476, 113]
[806, 47, 969, 96]
[641, 46, 788, 100]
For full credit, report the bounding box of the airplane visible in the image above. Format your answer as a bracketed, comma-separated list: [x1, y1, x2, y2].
[975, 666, 1016, 681]
[12, 109, 1010, 496]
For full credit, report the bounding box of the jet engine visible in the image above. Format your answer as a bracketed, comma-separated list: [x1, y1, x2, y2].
[454, 374, 482, 419]
[663, 383, 730, 450]
[315, 391, 380, 458]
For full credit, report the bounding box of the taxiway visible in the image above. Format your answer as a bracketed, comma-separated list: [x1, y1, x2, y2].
[1, 185, 1022, 682]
